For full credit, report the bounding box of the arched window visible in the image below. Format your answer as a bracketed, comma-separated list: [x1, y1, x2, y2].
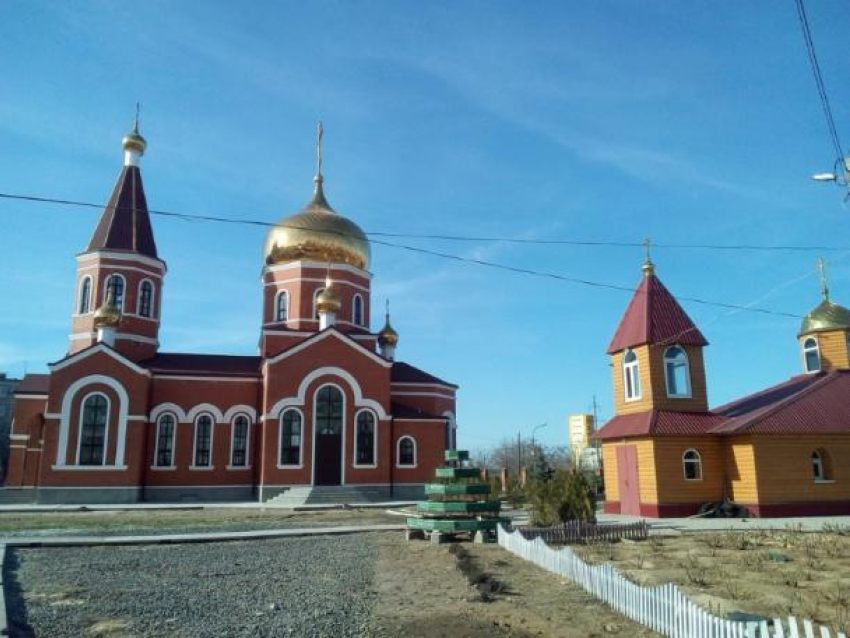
[230, 415, 250, 467]
[193, 414, 213, 468]
[803, 337, 821, 373]
[353, 294, 364, 326]
[279, 409, 302, 466]
[275, 290, 289, 323]
[78, 394, 108, 466]
[812, 449, 832, 481]
[397, 436, 416, 467]
[315, 386, 343, 435]
[78, 277, 92, 314]
[355, 411, 376, 466]
[105, 274, 125, 311]
[154, 413, 176, 468]
[623, 349, 641, 401]
[682, 449, 702, 481]
[313, 288, 325, 320]
[138, 280, 154, 318]
[664, 346, 691, 398]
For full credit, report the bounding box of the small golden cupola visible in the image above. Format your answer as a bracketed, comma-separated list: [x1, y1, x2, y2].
[122, 104, 147, 166]
[93, 286, 122, 347]
[798, 259, 850, 373]
[264, 122, 371, 270]
[377, 300, 399, 360]
[315, 275, 342, 330]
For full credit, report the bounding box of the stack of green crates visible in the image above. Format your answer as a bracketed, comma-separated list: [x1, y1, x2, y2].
[406, 450, 506, 538]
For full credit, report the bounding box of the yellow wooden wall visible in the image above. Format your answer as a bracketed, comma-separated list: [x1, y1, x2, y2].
[725, 437, 759, 503]
[751, 435, 850, 503]
[601, 439, 659, 504]
[802, 330, 850, 372]
[611, 344, 708, 415]
[652, 437, 724, 504]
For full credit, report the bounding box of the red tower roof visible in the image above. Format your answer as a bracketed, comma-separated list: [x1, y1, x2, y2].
[86, 165, 158, 258]
[607, 271, 707, 354]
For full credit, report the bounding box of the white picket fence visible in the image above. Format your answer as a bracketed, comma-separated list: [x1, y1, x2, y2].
[498, 525, 847, 638]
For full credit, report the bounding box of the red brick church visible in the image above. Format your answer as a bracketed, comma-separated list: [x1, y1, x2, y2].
[4, 121, 458, 504]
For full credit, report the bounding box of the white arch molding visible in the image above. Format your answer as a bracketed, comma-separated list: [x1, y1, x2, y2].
[149, 402, 187, 423]
[56, 374, 130, 468]
[186, 402, 226, 423]
[224, 404, 258, 423]
[266, 366, 388, 420]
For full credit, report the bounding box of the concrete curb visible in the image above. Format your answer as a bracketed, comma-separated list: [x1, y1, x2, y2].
[0, 501, 417, 514]
[1, 523, 406, 549]
[0, 544, 8, 636]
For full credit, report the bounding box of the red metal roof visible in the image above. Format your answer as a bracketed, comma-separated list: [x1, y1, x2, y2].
[141, 353, 261, 377]
[391, 362, 457, 388]
[593, 410, 725, 440]
[87, 166, 158, 258]
[14, 374, 49, 395]
[607, 274, 708, 354]
[711, 371, 850, 435]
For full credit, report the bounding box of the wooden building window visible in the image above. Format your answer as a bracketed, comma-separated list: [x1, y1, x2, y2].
[682, 449, 702, 481]
[280, 409, 302, 466]
[803, 337, 821, 373]
[355, 411, 376, 466]
[664, 346, 691, 398]
[154, 414, 176, 467]
[623, 349, 642, 401]
[812, 449, 832, 482]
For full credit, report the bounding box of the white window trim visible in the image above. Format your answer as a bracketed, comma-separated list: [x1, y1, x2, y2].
[137, 278, 156, 319]
[75, 391, 110, 467]
[274, 290, 289, 323]
[353, 409, 378, 469]
[623, 349, 642, 402]
[104, 273, 127, 312]
[682, 448, 702, 482]
[153, 413, 177, 469]
[78, 275, 93, 315]
[396, 435, 417, 468]
[191, 413, 215, 470]
[352, 293, 364, 327]
[277, 407, 304, 469]
[227, 413, 252, 469]
[663, 345, 693, 399]
[802, 337, 821, 374]
[812, 450, 827, 482]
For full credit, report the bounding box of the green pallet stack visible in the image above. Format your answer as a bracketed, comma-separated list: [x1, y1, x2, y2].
[406, 450, 507, 543]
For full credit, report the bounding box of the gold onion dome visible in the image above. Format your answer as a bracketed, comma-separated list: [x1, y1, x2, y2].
[93, 290, 122, 329]
[265, 176, 371, 270]
[122, 110, 147, 154]
[378, 318, 399, 347]
[315, 283, 342, 315]
[799, 299, 850, 336]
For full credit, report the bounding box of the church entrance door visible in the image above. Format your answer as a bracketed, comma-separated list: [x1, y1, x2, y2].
[314, 385, 343, 486]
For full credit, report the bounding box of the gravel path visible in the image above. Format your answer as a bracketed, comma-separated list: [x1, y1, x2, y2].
[6, 534, 380, 637]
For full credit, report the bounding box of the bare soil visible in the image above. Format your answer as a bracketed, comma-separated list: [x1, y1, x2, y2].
[0, 507, 399, 537]
[573, 527, 850, 632]
[368, 533, 658, 637]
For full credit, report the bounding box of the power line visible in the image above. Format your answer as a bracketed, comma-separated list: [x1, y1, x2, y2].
[2, 190, 849, 252]
[0, 190, 805, 319]
[795, 0, 845, 161]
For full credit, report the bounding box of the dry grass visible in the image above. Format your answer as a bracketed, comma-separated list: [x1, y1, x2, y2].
[573, 528, 850, 631]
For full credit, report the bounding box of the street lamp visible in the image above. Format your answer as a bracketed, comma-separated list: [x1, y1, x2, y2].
[812, 156, 850, 201]
[530, 422, 548, 451]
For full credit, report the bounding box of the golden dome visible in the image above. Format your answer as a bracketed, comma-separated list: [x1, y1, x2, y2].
[265, 177, 371, 270]
[378, 318, 399, 347]
[93, 291, 122, 329]
[122, 113, 147, 155]
[315, 283, 342, 315]
[799, 298, 850, 336]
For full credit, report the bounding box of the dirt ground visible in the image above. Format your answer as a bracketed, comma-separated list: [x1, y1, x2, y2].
[573, 527, 850, 632]
[368, 533, 658, 637]
[0, 508, 400, 536]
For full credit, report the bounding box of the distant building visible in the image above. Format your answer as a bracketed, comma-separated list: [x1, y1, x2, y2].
[0, 373, 21, 481]
[569, 414, 600, 471]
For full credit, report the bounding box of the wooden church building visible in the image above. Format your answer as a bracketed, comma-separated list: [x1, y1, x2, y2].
[594, 256, 850, 517]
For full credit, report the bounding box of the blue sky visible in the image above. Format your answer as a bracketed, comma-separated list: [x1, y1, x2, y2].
[2, 1, 850, 451]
